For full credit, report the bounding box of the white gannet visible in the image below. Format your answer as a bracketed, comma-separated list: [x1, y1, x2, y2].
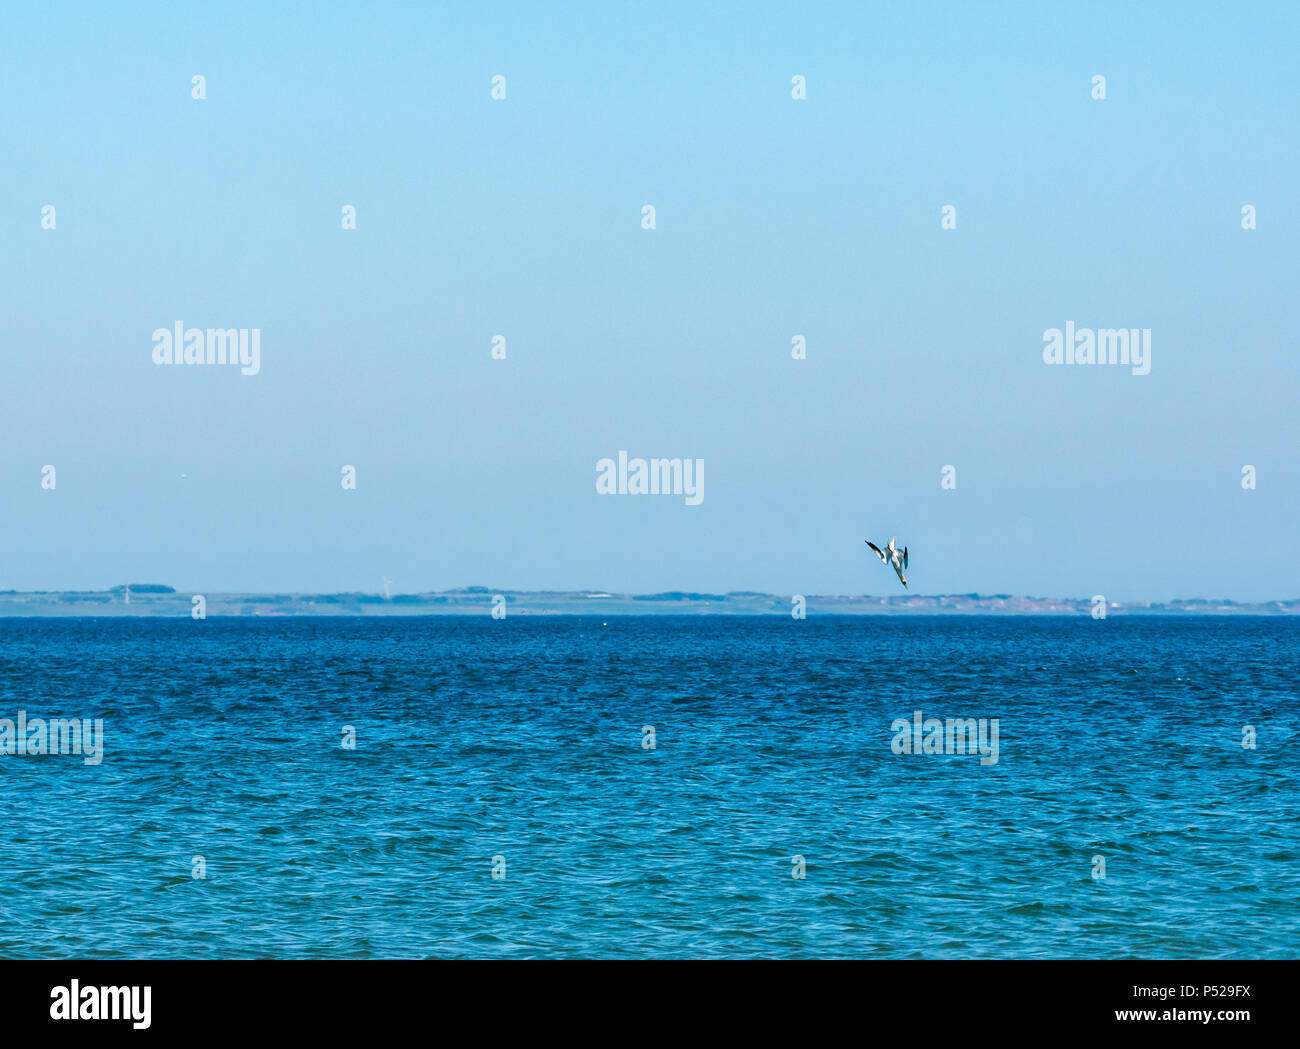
[865, 537, 909, 587]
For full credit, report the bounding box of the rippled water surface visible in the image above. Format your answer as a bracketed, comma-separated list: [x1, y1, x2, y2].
[0, 616, 1296, 958]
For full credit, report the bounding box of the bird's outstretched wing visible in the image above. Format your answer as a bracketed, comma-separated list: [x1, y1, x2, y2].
[903, 547, 908, 569]
[865, 540, 885, 563]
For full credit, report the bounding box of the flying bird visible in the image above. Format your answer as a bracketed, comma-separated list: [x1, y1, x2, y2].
[865, 537, 909, 587]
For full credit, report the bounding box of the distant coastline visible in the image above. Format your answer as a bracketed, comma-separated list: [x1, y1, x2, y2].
[0, 587, 1296, 617]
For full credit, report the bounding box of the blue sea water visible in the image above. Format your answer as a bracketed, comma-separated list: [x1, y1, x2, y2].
[0, 615, 1296, 959]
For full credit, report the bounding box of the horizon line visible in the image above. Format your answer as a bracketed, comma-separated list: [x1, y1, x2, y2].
[1, 587, 1297, 609]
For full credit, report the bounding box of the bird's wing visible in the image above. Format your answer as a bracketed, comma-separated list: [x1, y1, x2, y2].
[865, 540, 885, 562]
[903, 547, 908, 569]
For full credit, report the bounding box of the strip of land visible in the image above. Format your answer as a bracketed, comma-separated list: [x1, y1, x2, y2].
[0, 587, 1295, 616]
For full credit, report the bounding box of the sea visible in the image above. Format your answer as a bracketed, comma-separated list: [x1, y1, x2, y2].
[0, 615, 1296, 958]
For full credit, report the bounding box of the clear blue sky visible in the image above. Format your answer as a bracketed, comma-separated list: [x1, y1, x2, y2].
[2, 2, 1296, 600]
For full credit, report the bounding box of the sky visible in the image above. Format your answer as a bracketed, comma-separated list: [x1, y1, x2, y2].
[1, 1, 1297, 601]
